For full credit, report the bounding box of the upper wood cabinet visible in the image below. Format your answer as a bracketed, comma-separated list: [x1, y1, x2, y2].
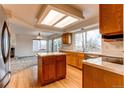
[62, 33, 72, 44]
[100, 4, 123, 35]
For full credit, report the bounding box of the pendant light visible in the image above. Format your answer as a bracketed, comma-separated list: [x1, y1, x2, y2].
[36, 33, 42, 40]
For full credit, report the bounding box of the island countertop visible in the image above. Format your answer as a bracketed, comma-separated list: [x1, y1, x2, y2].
[38, 52, 67, 57]
[83, 57, 124, 75]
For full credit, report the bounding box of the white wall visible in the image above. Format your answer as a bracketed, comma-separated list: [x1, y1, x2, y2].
[15, 35, 35, 57]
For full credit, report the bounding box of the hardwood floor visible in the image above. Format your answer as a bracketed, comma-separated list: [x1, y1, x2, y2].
[7, 65, 82, 88]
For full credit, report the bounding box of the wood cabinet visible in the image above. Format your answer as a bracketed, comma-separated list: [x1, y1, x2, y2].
[62, 33, 72, 44]
[60, 51, 84, 69]
[38, 55, 66, 86]
[77, 53, 84, 69]
[100, 4, 123, 35]
[42, 56, 56, 84]
[83, 64, 124, 88]
[56, 55, 66, 80]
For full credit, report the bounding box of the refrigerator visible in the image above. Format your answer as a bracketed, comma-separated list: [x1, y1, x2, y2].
[0, 5, 11, 88]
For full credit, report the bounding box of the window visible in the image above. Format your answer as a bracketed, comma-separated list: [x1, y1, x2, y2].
[86, 29, 101, 52]
[75, 29, 101, 52]
[33, 40, 47, 52]
[53, 38, 62, 52]
[48, 40, 53, 52]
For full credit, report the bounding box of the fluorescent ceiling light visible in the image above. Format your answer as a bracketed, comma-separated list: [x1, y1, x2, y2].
[54, 16, 78, 28]
[41, 9, 65, 26]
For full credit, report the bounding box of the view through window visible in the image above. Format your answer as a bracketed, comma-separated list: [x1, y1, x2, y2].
[75, 29, 101, 52]
[53, 38, 62, 52]
[33, 40, 47, 52]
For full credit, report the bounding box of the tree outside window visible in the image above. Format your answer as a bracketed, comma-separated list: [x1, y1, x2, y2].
[53, 38, 62, 52]
[75, 29, 101, 52]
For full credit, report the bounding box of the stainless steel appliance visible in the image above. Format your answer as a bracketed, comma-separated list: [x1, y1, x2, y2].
[0, 5, 11, 88]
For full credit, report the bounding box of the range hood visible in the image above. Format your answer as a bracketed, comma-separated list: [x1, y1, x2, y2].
[102, 34, 123, 41]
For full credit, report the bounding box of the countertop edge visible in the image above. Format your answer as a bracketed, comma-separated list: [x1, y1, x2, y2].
[83, 60, 124, 76]
[38, 52, 67, 57]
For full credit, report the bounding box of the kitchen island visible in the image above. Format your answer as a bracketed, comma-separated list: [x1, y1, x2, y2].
[38, 52, 66, 86]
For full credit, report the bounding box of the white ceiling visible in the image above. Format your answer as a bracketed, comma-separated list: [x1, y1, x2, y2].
[71, 4, 99, 20]
[3, 4, 99, 37]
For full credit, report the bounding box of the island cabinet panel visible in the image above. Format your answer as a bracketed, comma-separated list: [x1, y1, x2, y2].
[42, 56, 56, 84]
[100, 4, 123, 35]
[38, 55, 66, 86]
[56, 55, 66, 80]
[83, 64, 124, 88]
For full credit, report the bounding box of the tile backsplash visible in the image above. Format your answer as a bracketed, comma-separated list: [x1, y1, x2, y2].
[102, 39, 123, 58]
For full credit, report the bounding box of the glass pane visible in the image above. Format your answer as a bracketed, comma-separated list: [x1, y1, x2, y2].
[53, 38, 62, 52]
[48, 40, 52, 52]
[86, 29, 101, 52]
[75, 33, 83, 51]
[74, 29, 101, 52]
[33, 40, 47, 53]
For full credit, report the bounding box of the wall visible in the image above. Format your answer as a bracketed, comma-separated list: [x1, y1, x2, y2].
[15, 35, 35, 57]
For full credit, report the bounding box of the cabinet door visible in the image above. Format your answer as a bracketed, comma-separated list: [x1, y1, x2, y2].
[70, 54, 76, 66]
[42, 56, 56, 84]
[56, 55, 66, 80]
[103, 70, 123, 88]
[77, 54, 84, 69]
[62, 34, 65, 44]
[83, 64, 124, 88]
[83, 64, 94, 88]
[100, 4, 123, 35]
[66, 53, 72, 65]
[77, 56, 83, 69]
[62, 33, 72, 44]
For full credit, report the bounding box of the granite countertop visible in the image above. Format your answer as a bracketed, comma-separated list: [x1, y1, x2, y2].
[38, 52, 67, 57]
[60, 49, 102, 54]
[83, 57, 124, 75]
[60, 49, 123, 58]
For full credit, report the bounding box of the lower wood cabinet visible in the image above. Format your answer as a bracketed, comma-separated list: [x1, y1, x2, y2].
[38, 55, 66, 86]
[61, 51, 84, 69]
[42, 56, 56, 84]
[56, 55, 66, 80]
[83, 64, 124, 88]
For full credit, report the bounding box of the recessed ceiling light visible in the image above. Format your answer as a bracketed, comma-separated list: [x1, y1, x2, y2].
[41, 9, 65, 26]
[54, 16, 78, 28]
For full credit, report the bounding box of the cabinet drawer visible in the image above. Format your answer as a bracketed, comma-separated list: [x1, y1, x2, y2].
[42, 56, 56, 64]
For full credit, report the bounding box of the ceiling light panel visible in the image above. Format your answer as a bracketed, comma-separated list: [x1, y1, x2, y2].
[41, 9, 65, 26]
[54, 16, 78, 28]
